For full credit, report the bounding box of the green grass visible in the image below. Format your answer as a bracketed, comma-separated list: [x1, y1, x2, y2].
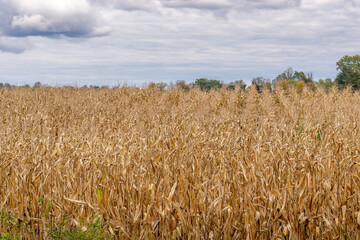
[0, 211, 113, 240]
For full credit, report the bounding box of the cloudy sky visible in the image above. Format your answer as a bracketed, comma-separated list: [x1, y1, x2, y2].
[0, 0, 359, 86]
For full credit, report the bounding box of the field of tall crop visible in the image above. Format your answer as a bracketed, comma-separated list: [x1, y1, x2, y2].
[0, 86, 360, 239]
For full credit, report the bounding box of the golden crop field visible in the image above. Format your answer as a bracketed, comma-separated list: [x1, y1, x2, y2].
[0, 86, 360, 239]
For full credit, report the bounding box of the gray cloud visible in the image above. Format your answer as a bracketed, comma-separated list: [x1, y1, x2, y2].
[87, 0, 301, 12]
[0, 0, 111, 38]
[245, 0, 301, 9]
[88, 0, 160, 11]
[161, 0, 232, 9]
[0, 37, 32, 53]
[6, 13, 110, 38]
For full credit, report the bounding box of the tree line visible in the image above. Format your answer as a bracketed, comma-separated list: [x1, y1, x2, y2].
[1, 54, 359, 92]
[170, 54, 360, 93]
[140, 54, 360, 92]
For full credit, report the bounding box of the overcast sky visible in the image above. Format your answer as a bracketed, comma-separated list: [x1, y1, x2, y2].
[0, 0, 359, 86]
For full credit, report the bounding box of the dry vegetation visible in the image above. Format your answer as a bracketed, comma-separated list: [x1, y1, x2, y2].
[0, 86, 360, 239]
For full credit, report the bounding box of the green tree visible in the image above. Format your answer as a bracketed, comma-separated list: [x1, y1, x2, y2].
[275, 67, 294, 82]
[251, 77, 271, 93]
[227, 80, 247, 91]
[317, 78, 333, 92]
[194, 78, 222, 91]
[275, 67, 313, 83]
[33, 82, 41, 88]
[294, 71, 313, 83]
[335, 54, 360, 90]
[156, 82, 167, 91]
[176, 80, 190, 92]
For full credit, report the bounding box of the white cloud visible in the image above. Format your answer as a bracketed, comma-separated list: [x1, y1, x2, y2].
[11, 14, 50, 32]
[244, 0, 301, 9]
[15, 0, 90, 12]
[88, 0, 302, 11]
[0, 0, 111, 38]
[301, 0, 348, 8]
[88, 0, 161, 11]
[161, 0, 232, 9]
[0, 37, 32, 53]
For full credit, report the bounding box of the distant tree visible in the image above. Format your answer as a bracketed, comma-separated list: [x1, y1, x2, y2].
[156, 82, 167, 91]
[227, 84, 235, 91]
[293, 71, 305, 81]
[288, 79, 298, 86]
[274, 67, 313, 88]
[227, 80, 247, 91]
[147, 82, 167, 90]
[275, 67, 294, 82]
[0, 83, 3, 88]
[33, 82, 41, 88]
[195, 78, 222, 91]
[335, 54, 360, 90]
[294, 71, 313, 83]
[176, 80, 190, 92]
[251, 77, 271, 93]
[308, 81, 316, 91]
[147, 82, 156, 89]
[275, 79, 289, 90]
[167, 81, 176, 89]
[317, 78, 334, 92]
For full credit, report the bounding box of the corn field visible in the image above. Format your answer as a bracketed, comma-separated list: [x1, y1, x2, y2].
[0, 86, 360, 239]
